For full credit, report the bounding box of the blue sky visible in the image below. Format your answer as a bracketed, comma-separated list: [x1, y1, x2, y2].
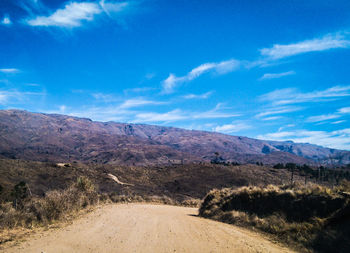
[1, 0, 350, 150]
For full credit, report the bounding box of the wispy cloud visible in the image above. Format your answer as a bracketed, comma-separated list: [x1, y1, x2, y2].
[193, 103, 240, 119]
[331, 120, 346, 125]
[260, 85, 350, 105]
[1, 15, 12, 25]
[131, 103, 239, 123]
[338, 107, 350, 114]
[100, 0, 129, 17]
[0, 89, 45, 105]
[257, 129, 350, 150]
[50, 105, 131, 122]
[183, 91, 213, 99]
[27, 2, 102, 27]
[260, 116, 283, 121]
[162, 59, 240, 94]
[123, 87, 157, 94]
[260, 33, 350, 59]
[306, 114, 341, 123]
[259, 70, 295, 80]
[278, 124, 295, 132]
[256, 106, 302, 118]
[92, 93, 167, 108]
[92, 92, 119, 102]
[119, 98, 166, 109]
[0, 68, 20, 73]
[132, 109, 187, 123]
[305, 106, 350, 123]
[214, 122, 251, 134]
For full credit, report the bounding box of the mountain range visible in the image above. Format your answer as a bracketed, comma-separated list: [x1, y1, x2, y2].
[0, 109, 349, 166]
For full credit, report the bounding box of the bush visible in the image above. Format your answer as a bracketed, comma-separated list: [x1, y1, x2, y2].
[199, 184, 350, 252]
[0, 177, 98, 230]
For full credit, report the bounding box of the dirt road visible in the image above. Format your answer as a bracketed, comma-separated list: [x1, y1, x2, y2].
[4, 204, 293, 253]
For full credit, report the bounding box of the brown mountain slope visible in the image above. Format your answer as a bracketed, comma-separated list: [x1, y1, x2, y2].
[0, 109, 349, 165]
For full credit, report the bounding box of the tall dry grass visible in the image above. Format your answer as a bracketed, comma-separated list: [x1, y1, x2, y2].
[0, 176, 99, 231]
[199, 182, 350, 252]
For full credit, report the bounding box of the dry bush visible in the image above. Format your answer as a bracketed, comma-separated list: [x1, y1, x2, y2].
[0, 177, 98, 230]
[199, 183, 350, 252]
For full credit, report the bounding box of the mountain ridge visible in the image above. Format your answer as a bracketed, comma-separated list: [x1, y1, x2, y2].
[0, 109, 349, 165]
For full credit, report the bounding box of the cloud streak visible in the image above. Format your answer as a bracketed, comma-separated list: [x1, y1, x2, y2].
[0, 68, 20, 73]
[214, 122, 251, 133]
[260, 85, 350, 105]
[27, 2, 102, 27]
[183, 91, 213, 99]
[0, 89, 45, 105]
[257, 129, 350, 150]
[162, 59, 240, 94]
[259, 71, 295, 80]
[256, 106, 302, 118]
[26, 1, 130, 28]
[119, 98, 166, 109]
[306, 114, 341, 123]
[132, 104, 240, 123]
[260, 33, 350, 59]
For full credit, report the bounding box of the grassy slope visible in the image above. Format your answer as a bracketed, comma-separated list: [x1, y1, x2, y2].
[199, 183, 350, 252]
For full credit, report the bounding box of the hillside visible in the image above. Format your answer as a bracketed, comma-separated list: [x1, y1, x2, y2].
[0, 159, 305, 201]
[0, 109, 349, 165]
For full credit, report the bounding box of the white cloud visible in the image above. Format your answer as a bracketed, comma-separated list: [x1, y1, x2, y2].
[119, 98, 166, 109]
[260, 85, 350, 105]
[183, 91, 213, 99]
[99, 0, 129, 17]
[278, 124, 295, 132]
[331, 120, 346, 125]
[1, 16, 12, 25]
[26, 1, 132, 28]
[133, 109, 186, 123]
[338, 107, 350, 114]
[162, 59, 240, 93]
[0, 68, 20, 73]
[214, 123, 251, 134]
[256, 106, 302, 118]
[257, 129, 350, 150]
[0, 90, 44, 105]
[27, 2, 102, 27]
[260, 116, 283, 121]
[193, 103, 240, 119]
[259, 71, 295, 80]
[131, 103, 239, 123]
[59, 105, 67, 113]
[306, 114, 341, 123]
[260, 33, 350, 59]
[124, 87, 156, 93]
[305, 106, 350, 123]
[92, 92, 119, 102]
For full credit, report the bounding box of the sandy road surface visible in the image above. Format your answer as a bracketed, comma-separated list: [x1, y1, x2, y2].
[4, 204, 293, 253]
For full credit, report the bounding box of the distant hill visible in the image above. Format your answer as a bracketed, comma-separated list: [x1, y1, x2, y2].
[0, 109, 349, 165]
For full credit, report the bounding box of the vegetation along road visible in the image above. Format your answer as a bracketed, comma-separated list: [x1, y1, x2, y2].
[4, 204, 294, 253]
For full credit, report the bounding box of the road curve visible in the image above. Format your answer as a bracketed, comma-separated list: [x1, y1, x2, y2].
[5, 204, 294, 253]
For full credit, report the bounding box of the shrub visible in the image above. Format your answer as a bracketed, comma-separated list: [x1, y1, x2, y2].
[0, 177, 98, 230]
[199, 184, 350, 252]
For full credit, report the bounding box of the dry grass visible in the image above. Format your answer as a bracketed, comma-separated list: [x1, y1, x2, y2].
[100, 192, 200, 207]
[0, 177, 99, 232]
[199, 182, 350, 252]
[0, 178, 199, 248]
[0, 175, 200, 246]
